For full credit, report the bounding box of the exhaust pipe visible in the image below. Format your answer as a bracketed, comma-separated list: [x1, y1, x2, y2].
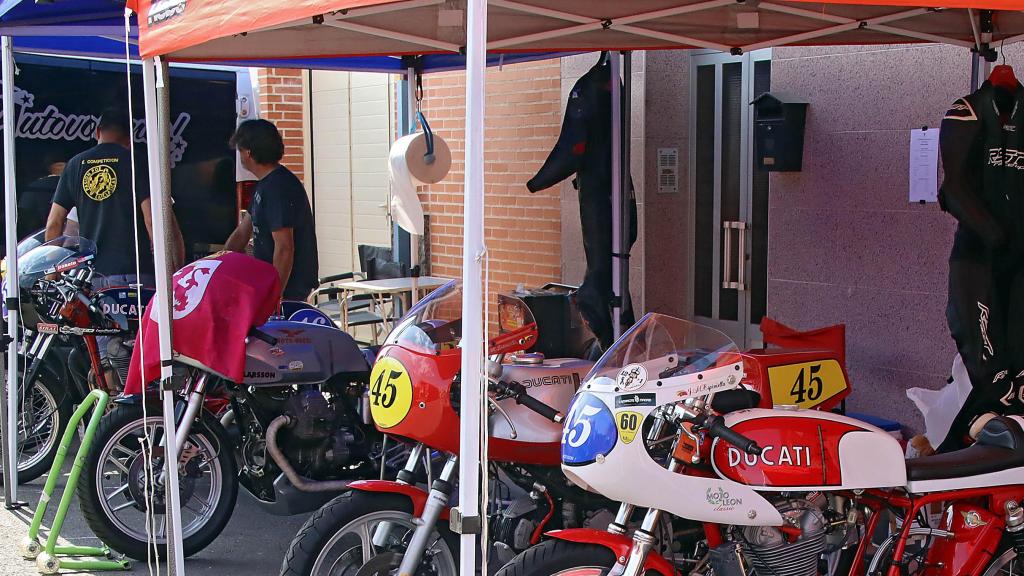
[265, 415, 352, 493]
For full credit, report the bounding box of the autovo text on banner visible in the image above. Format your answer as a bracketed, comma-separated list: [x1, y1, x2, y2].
[0, 83, 191, 166]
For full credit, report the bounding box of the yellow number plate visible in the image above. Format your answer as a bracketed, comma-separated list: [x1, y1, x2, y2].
[767, 359, 847, 409]
[368, 356, 414, 429]
[616, 411, 642, 444]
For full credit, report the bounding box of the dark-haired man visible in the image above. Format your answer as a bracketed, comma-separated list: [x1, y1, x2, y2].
[225, 119, 318, 301]
[45, 107, 184, 280]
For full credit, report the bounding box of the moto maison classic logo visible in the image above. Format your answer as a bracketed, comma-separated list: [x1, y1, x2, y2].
[706, 486, 742, 513]
[0, 85, 191, 166]
[147, 0, 187, 27]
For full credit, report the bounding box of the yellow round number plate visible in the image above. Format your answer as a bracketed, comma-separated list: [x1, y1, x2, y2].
[369, 356, 414, 429]
[616, 411, 642, 444]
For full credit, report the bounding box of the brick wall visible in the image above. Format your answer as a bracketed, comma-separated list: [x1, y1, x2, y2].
[256, 68, 306, 181]
[416, 60, 563, 296]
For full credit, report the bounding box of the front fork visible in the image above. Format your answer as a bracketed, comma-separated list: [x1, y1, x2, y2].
[611, 416, 678, 576]
[156, 371, 209, 487]
[393, 455, 458, 576]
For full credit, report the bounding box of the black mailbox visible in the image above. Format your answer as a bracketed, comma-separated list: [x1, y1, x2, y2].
[752, 92, 808, 172]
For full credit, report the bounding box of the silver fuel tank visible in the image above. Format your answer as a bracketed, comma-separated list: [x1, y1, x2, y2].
[491, 355, 594, 444]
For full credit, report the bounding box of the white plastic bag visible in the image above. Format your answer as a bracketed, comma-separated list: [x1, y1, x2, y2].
[906, 354, 972, 448]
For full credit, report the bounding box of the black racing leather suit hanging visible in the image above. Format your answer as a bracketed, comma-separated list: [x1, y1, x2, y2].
[939, 79, 1024, 451]
[526, 52, 638, 348]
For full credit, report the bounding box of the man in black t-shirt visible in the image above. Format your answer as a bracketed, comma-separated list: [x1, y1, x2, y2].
[45, 107, 184, 280]
[225, 119, 318, 301]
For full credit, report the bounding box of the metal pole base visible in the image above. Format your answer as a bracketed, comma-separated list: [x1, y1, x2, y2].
[24, 390, 131, 573]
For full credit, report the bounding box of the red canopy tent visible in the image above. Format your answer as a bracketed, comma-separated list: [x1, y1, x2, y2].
[122, 1, 1024, 574]
[131, 0, 1024, 60]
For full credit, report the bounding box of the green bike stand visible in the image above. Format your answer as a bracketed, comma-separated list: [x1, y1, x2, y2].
[20, 389, 131, 574]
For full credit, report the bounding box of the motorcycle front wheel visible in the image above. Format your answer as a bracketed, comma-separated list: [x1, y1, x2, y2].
[281, 490, 459, 576]
[0, 370, 72, 484]
[77, 403, 238, 560]
[495, 539, 616, 576]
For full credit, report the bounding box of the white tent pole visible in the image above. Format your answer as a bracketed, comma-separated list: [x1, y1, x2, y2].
[611, 51, 622, 340]
[1, 35, 19, 505]
[140, 56, 186, 576]
[458, 0, 486, 573]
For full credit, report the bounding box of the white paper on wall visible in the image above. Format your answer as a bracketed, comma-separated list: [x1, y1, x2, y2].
[909, 128, 939, 203]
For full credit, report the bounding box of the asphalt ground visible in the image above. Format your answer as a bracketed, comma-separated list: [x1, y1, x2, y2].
[0, 453, 309, 576]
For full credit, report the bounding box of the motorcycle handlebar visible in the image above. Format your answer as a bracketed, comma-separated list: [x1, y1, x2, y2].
[490, 380, 564, 423]
[248, 327, 278, 346]
[701, 414, 762, 455]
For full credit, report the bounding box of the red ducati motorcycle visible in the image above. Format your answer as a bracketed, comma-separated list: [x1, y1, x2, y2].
[499, 313, 1024, 576]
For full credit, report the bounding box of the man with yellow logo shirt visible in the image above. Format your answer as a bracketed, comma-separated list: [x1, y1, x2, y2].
[45, 107, 183, 284]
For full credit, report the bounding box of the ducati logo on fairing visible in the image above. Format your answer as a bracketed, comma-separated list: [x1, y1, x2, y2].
[727, 445, 813, 468]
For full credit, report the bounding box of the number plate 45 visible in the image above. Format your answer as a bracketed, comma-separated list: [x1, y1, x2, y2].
[767, 360, 847, 409]
[369, 356, 414, 429]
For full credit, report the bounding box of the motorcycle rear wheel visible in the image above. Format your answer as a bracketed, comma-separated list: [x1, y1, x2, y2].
[281, 490, 459, 576]
[0, 370, 72, 484]
[77, 403, 238, 560]
[495, 539, 616, 576]
[982, 545, 1023, 576]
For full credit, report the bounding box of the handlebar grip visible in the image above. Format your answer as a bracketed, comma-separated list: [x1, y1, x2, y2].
[248, 328, 278, 346]
[705, 415, 762, 455]
[491, 380, 564, 423]
[515, 392, 564, 423]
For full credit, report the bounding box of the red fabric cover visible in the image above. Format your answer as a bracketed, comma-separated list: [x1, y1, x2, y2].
[125, 252, 281, 394]
[760, 317, 846, 367]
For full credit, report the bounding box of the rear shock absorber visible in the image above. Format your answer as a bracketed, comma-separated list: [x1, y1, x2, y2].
[1005, 500, 1024, 555]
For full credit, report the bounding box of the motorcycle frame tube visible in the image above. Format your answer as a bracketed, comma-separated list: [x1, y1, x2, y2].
[398, 455, 458, 576]
[459, 0, 487, 574]
[141, 55, 185, 576]
[82, 336, 107, 392]
[2, 35, 20, 503]
[857, 487, 1024, 576]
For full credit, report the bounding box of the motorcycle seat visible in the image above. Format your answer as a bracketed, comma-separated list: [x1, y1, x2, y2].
[905, 416, 1024, 481]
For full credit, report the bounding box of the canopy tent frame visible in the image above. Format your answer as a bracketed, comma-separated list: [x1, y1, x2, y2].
[5, 0, 1024, 572]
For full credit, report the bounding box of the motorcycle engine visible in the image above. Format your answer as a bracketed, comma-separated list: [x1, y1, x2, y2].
[280, 388, 362, 479]
[103, 336, 134, 391]
[738, 498, 828, 576]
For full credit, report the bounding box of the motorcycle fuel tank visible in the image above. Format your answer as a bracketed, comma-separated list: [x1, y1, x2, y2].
[710, 408, 907, 491]
[491, 356, 593, 444]
[242, 320, 368, 386]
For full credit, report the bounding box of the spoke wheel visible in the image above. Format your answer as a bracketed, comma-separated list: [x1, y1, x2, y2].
[77, 404, 238, 560]
[282, 491, 458, 576]
[0, 372, 70, 483]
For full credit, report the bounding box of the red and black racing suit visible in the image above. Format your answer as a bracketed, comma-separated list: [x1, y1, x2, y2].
[939, 81, 1024, 451]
